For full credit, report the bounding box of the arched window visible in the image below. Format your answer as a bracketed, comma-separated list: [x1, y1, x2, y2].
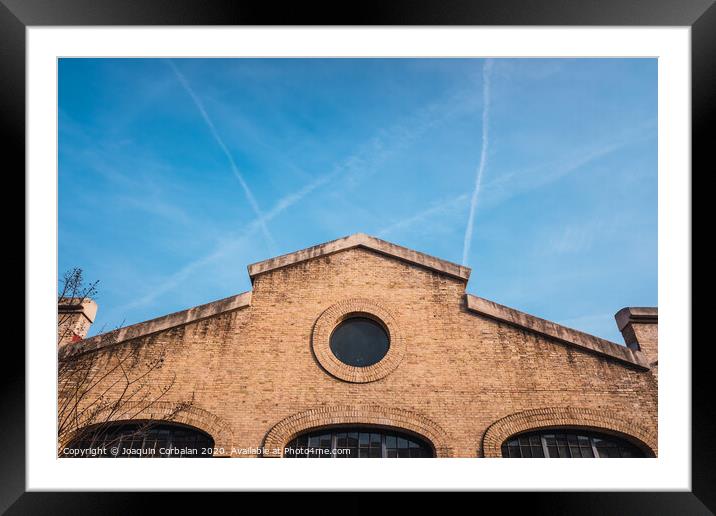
[501, 429, 649, 458]
[64, 422, 214, 458]
[285, 426, 434, 458]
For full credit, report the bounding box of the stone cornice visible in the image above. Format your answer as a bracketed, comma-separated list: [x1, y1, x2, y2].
[247, 233, 471, 282]
[614, 306, 658, 331]
[59, 291, 252, 359]
[465, 294, 649, 370]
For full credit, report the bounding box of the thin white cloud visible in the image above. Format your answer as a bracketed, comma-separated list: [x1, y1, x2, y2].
[115, 117, 643, 322]
[116, 172, 334, 313]
[481, 118, 656, 205]
[462, 59, 493, 266]
[377, 193, 469, 237]
[114, 77, 487, 316]
[548, 224, 599, 255]
[167, 59, 275, 251]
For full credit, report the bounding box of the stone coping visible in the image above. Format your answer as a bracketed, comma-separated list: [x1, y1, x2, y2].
[247, 233, 471, 282]
[59, 291, 252, 359]
[465, 294, 650, 370]
[58, 297, 98, 323]
[614, 307, 658, 331]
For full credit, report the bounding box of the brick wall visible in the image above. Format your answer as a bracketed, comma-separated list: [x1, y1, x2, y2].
[59, 246, 657, 457]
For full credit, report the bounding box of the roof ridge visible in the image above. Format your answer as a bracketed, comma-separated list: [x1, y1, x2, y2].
[247, 233, 471, 281]
[465, 294, 649, 370]
[59, 291, 252, 359]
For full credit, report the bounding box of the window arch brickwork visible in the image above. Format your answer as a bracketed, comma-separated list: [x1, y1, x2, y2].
[263, 405, 453, 457]
[61, 401, 234, 456]
[481, 407, 657, 457]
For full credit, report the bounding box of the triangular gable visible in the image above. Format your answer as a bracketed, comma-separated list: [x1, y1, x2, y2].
[247, 233, 471, 282]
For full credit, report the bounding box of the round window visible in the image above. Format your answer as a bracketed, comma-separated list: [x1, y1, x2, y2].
[329, 317, 390, 367]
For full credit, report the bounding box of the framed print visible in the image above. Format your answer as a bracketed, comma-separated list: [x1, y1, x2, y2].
[5, 0, 709, 512]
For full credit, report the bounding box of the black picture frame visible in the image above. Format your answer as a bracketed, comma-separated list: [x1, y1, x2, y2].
[5, 0, 708, 512]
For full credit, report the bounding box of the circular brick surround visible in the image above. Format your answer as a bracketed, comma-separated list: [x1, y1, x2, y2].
[481, 407, 657, 457]
[312, 298, 405, 383]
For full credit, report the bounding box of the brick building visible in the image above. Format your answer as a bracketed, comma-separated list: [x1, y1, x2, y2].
[58, 233, 657, 459]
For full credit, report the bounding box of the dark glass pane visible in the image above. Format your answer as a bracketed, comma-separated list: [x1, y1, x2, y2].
[348, 433, 359, 447]
[284, 427, 432, 458]
[118, 437, 131, 457]
[143, 436, 158, 455]
[386, 435, 397, 449]
[604, 447, 621, 458]
[65, 422, 214, 459]
[620, 448, 637, 458]
[320, 433, 332, 458]
[157, 430, 171, 456]
[504, 430, 645, 459]
[580, 446, 594, 458]
[172, 430, 186, 450]
[329, 318, 390, 367]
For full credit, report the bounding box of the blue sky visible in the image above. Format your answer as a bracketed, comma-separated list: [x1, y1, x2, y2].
[58, 58, 657, 343]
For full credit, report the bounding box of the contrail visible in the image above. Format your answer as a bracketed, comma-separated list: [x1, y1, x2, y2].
[167, 59, 275, 251]
[462, 59, 493, 266]
[116, 80, 486, 314]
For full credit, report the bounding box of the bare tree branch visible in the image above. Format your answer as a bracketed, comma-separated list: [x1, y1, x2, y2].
[57, 268, 195, 457]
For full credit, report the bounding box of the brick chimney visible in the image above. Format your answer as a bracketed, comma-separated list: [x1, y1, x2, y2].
[58, 298, 97, 348]
[615, 307, 658, 367]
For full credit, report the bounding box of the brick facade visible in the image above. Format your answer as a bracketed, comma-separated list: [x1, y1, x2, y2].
[58, 234, 658, 458]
